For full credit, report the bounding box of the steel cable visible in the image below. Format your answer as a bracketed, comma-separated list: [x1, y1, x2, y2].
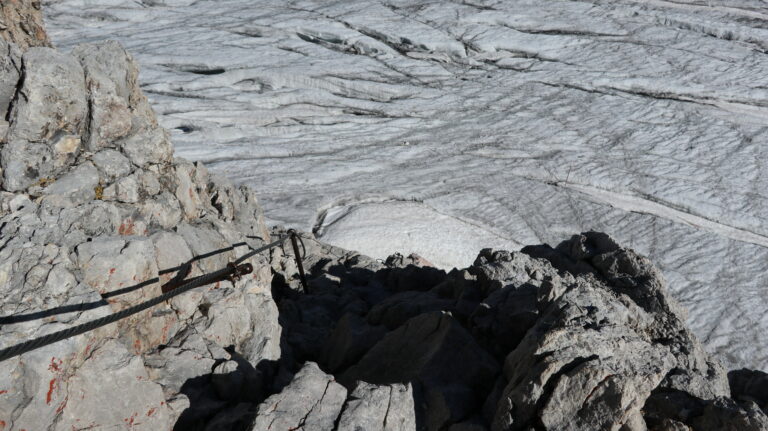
[0, 235, 290, 362]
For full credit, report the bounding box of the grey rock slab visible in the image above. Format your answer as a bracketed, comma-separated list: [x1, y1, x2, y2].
[3, 46, 86, 190]
[336, 381, 417, 431]
[250, 361, 347, 431]
[91, 148, 132, 182]
[55, 339, 172, 430]
[41, 162, 99, 205]
[73, 41, 135, 151]
[321, 312, 387, 373]
[342, 311, 499, 431]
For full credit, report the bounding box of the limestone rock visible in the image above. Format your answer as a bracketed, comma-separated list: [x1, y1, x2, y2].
[2, 47, 87, 191]
[336, 382, 417, 431]
[321, 312, 387, 373]
[342, 311, 499, 431]
[250, 362, 347, 431]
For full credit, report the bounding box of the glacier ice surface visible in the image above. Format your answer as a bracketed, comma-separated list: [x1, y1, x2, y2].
[44, 0, 768, 371]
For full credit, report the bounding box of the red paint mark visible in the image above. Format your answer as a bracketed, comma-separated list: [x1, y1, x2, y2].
[109, 268, 116, 275]
[55, 396, 68, 414]
[160, 401, 165, 406]
[84, 343, 92, 356]
[48, 357, 62, 372]
[0, 390, 7, 395]
[188, 188, 195, 199]
[118, 219, 136, 236]
[147, 408, 156, 417]
[46, 378, 56, 404]
[124, 412, 138, 426]
[133, 339, 141, 354]
[0, 420, 6, 430]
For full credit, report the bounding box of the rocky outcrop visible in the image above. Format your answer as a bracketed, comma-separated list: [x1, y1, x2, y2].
[0, 32, 274, 430]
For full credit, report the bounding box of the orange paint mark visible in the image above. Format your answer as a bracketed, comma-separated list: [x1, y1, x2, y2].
[46, 378, 56, 404]
[0, 420, 6, 430]
[147, 408, 156, 417]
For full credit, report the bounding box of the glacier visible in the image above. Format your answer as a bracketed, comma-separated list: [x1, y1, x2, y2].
[43, 0, 768, 371]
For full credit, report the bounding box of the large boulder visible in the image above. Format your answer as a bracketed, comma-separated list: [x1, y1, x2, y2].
[250, 362, 347, 431]
[342, 311, 500, 431]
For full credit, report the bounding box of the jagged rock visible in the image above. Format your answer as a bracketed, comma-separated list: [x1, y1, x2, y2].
[0, 16, 277, 427]
[468, 250, 561, 358]
[72, 41, 134, 152]
[644, 390, 768, 431]
[2, 47, 87, 191]
[0, 39, 20, 125]
[336, 381, 417, 431]
[250, 361, 347, 431]
[729, 369, 768, 414]
[41, 162, 99, 204]
[490, 272, 676, 431]
[385, 252, 435, 268]
[92, 149, 132, 182]
[367, 290, 455, 330]
[342, 311, 500, 431]
[321, 312, 387, 373]
[0, 0, 50, 51]
[524, 232, 729, 400]
[73, 40, 172, 166]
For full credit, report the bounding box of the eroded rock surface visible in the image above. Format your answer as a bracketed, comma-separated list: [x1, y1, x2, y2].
[0, 33, 273, 430]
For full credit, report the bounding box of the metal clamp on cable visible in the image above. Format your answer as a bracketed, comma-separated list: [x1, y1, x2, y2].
[287, 229, 310, 294]
[227, 262, 254, 283]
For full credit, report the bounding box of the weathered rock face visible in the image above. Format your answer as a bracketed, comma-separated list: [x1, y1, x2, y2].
[244, 231, 767, 431]
[0, 0, 50, 51]
[0, 32, 274, 430]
